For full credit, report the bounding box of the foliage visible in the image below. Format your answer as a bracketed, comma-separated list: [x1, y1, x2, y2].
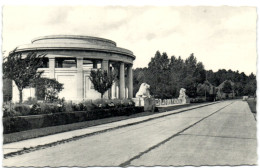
[133, 68, 148, 96]
[3, 106, 145, 134]
[3, 102, 17, 117]
[222, 81, 233, 94]
[32, 78, 64, 102]
[196, 81, 212, 97]
[146, 51, 172, 98]
[3, 49, 46, 103]
[206, 70, 256, 96]
[243, 80, 256, 96]
[14, 104, 32, 116]
[3, 98, 136, 117]
[190, 97, 205, 103]
[134, 52, 206, 99]
[197, 84, 209, 97]
[133, 51, 256, 99]
[89, 69, 116, 98]
[3, 78, 12, 102]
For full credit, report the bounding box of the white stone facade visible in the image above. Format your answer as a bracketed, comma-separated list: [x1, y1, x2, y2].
[12, 35, 135, 102]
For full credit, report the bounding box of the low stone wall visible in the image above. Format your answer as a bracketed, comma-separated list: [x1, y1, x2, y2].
[155, 98, 178, 106]
[155, 98, 190, 106]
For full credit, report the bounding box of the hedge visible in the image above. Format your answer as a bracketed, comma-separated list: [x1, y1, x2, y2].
[3, 106, 145, 134]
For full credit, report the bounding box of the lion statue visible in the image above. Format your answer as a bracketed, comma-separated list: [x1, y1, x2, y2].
[178, 88, 186, 99]
[135, 83, 151, 98]
[178, 88, 189, 104]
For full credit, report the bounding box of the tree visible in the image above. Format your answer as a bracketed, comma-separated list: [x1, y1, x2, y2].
[243, 79, 256, 96]
[89, 69, 116, 99]
[3, 49, 46, 103]
[146, 51, 171, 99]
[169, 55, 185, 97]
[233, 82, 244, 96]
[197, 81, 211, 97]
[182, 53, 206, 98]
[133, 68, 147, 96]
[222, 81, 233, 94]
[32, 78, 64, 102]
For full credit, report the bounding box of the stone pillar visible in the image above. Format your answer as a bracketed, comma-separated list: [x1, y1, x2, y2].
[101, 59, 109, 71]
[111, 82, 115, 99]
[117, 85, 119, 98]
[119, 62, 125, 99]
[115, 82, 118, 98]
[77, 57, 84, 101]
[49, 58, 55, 79]
[125, 87, 128, 99]
[112, 63, 119, 99]
[93, 60, 97, 69]
[127, 64, 133, 98]
[108, 66, 113, 99]
[101, 59, 109, 99]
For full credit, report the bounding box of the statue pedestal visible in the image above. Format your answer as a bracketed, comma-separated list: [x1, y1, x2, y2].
[132, 97, 145, 106]
[132, 97, 155, 112]
[178, 96, 190, 104]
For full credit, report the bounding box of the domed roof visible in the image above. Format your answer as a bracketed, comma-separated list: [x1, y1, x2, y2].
[15, 35, 135, 59]
[32, 35, 117, 47]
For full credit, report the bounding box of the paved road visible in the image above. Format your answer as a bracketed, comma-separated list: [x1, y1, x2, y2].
[3, 100, 257, 167]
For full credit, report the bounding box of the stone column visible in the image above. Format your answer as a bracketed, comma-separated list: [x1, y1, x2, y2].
[101, 59, 109, 71]
[101, 59, 109, 99]
[125, 87, 128, 99]
[108, 66, 113, 99]
[127, 64, 133, 98]
[119, 62, 125, 99]
[111, 63, 119, 99]
[49, 58, 55, 79]
[93, 60, 97, 69]
[77, 57, 84, 101]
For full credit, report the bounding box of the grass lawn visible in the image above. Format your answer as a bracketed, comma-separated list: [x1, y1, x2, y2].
[4, 101, 213, 144]
[247, 98, 257, 114]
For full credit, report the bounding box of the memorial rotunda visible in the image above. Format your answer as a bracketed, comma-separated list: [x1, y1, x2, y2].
[12, 35, 135, 102]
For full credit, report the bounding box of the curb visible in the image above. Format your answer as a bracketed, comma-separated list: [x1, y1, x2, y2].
[4, 101, 221, 158]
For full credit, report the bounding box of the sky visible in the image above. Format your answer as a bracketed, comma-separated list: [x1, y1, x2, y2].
[2, 5, 257, 75]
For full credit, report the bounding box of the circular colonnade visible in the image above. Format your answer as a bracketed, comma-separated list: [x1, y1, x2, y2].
[12, 35, 136, 102]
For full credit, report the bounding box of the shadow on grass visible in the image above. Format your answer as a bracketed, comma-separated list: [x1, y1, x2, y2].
[246, 98, 256, 121]
[247, 99, 256, 114]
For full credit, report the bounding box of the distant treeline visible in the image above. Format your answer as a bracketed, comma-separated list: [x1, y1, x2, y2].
[133, 51, 256, 99]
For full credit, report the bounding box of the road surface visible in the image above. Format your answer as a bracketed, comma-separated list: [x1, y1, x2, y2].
[3, 100, 257, 167]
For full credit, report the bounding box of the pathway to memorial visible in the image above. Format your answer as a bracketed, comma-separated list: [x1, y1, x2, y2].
[3, 100, 256, 167]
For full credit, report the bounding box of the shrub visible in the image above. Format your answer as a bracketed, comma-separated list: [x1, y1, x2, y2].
[64, 102, 73, 112]
[14, 104, 31, 116]
[3, 106, 145, 134]
[29, 103, 41, 115]
[32, 78, 64, 102]
[92, 99, 109, 109]
[3, 117, 31, 134]
[72, 102, 87, 111]
[190, 97, 205, 103]
[3, 102, 18, 117]
[109, 99, 135, 108]
[3, 98, 139, 118]
[29, 102, 66, 115]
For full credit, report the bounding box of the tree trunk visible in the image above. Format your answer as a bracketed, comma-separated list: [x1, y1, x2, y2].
[19, 89, 23, 103]
[101, 93, 104, 99]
